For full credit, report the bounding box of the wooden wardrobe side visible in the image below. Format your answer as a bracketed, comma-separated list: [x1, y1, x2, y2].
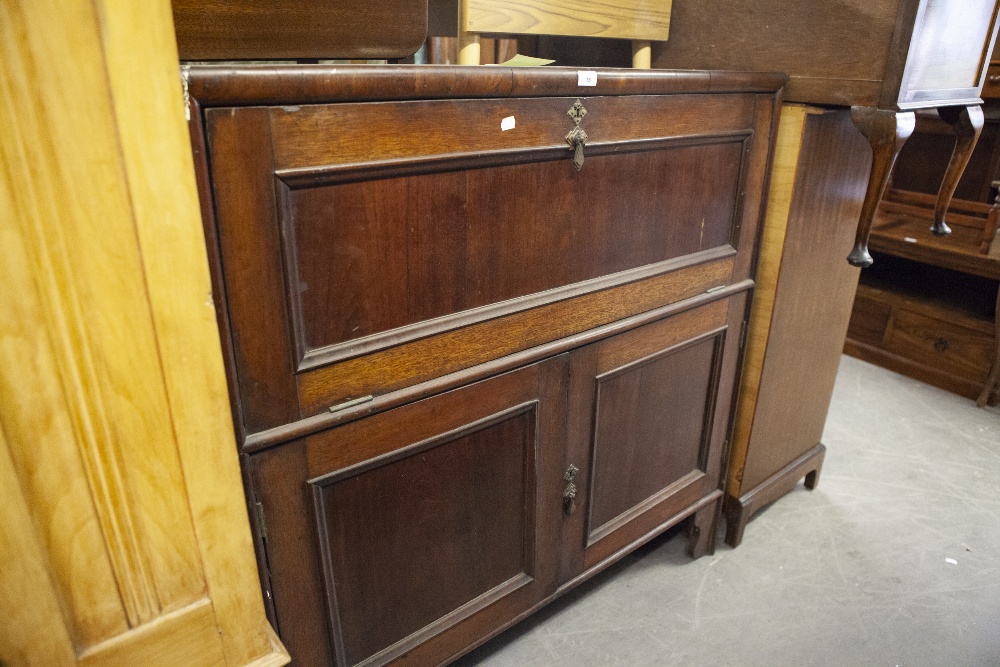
[725, 108, 870, 546]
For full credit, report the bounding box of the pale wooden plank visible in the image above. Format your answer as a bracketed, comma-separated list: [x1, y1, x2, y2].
[95, 1, 288, 664]
[78, 600, 223, 667]
[0, 2, 133, 644]
[0, 0, 207, 628]
[464, 0, 671, 41]
[0, 385, 77, 667]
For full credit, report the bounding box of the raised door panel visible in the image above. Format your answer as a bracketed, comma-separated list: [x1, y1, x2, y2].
[251, 356, 568, 667]
[285, 141, 742, 358]
[561, 295, 745, 578]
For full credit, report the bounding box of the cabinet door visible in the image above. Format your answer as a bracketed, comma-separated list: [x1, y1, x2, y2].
[251, 356, 568, 667]
[560, 296, 745, 579]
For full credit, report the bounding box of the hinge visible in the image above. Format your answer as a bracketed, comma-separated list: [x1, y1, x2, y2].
[180, 65, 191, 121]
[739, 319, 749, 350]
[254, 501, 268, 542]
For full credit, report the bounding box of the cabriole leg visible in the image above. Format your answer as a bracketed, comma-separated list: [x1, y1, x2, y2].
[847, 107, 915, 267]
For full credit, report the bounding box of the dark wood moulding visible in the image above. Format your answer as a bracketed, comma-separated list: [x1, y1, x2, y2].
[184, 64, 787, 107]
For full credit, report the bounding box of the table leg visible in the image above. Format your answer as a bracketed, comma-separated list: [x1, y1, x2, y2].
[848, 107, 915, 267]
[933, 105, 985, 236]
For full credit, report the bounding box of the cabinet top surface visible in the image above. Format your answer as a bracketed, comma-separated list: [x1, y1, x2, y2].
[185, 64, 786, 107]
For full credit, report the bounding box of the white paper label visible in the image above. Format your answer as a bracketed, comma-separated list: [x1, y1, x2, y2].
[501, 115, 516, 131]
[904, 237, 918, 243]
[578, 70, 598, 86]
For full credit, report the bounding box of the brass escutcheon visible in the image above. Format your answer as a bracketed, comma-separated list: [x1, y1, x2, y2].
[565, 100, 588, 171]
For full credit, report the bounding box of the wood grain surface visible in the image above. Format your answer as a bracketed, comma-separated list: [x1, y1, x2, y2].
[732, 110, 869, 499]
[463, 0, 671, 41]
[0, 1, 288, 664]
[726, 104, 818, 497]
[172, 0, 428, 60]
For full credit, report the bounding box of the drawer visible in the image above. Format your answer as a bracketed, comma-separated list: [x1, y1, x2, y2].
[886, 308, 994, 382]
[194, 66, 779, 441]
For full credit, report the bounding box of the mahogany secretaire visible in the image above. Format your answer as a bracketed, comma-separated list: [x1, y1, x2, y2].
[184, 65, 783, 666]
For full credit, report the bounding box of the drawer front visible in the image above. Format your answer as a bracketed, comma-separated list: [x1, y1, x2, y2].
[206, 91, 775, 437]
[251, 357, 569, 667]
[886, 308, 994, 382]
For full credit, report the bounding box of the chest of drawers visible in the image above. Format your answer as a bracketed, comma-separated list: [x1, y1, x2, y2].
[186, 65, 782, 666]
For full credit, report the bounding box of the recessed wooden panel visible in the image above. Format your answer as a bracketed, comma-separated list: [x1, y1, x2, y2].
[587, 336, 719, 538]
[285, 141, 743, 357]
[312, 410, 533, 666]
[256, 358, 568, 667]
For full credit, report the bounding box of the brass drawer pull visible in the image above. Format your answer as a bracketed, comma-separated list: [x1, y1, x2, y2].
[563, 464, 579, 515]
[565, 100, 588, 171]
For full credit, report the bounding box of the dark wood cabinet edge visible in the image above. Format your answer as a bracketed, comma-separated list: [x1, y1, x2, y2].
[723, 443, 826, 548]
[275, 132, 752, 189]
[240, 452, 280, 634]
[747, 91, 784, 284]
[439, 490, 723, 667]
[242, 280, 755, 454]
[587, 470, 708, 546]
[187, 97, 250, 446]
[184, 65, 786, 108]
[868, 236, 1000, 279]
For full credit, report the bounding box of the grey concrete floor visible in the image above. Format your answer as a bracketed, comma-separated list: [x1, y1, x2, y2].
[457, 356, 1000, 667]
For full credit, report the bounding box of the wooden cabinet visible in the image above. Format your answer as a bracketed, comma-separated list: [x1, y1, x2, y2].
[250, 297, 746, 666]
[185, 65, 782, 665]
[722, 107, 871, 546]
